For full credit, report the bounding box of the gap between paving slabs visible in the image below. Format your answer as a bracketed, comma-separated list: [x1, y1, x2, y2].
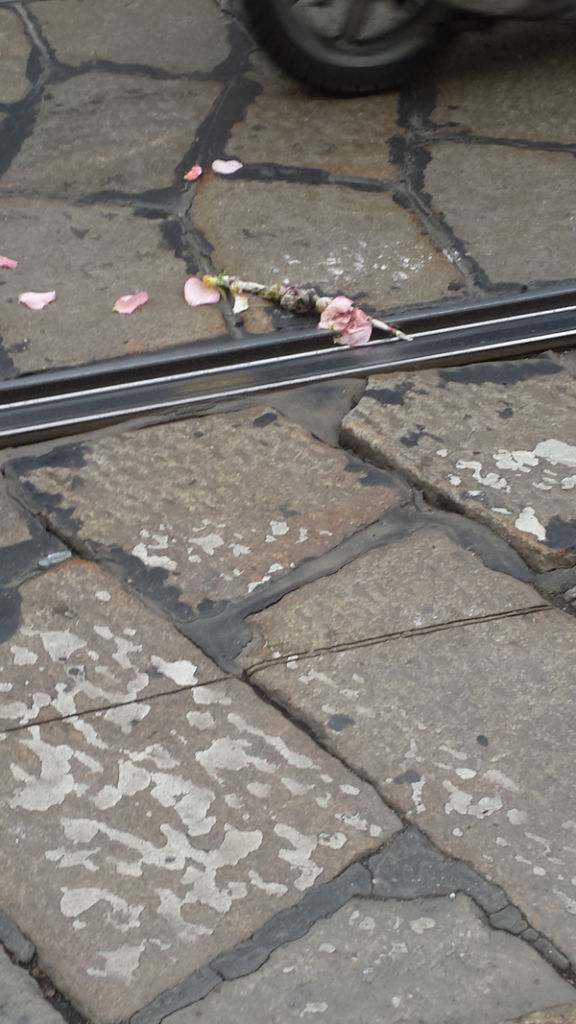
[128, 827, 576, 1024]
[2, 417, 575, 1021]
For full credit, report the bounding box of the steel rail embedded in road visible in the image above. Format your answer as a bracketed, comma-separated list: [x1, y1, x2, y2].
[1, 285, 576, 448]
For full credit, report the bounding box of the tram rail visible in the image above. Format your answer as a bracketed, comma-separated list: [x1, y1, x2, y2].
[1, 285, 576, 448]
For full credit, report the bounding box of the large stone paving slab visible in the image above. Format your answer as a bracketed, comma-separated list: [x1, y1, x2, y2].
[29, 0, 231, 74]
[165, 895, 576, 1024]
[341, 359, 576, 570]
[0, 946, 65, 1024]
[193, 179, 459, 309]
[0, 559, 226, 730]
[1, 74, 221, 195]
[424, 145, 576, 284]
[432, 23, 576, 144]
[231, 56, 402, 178]
[0, 198, 225, 374]
[0, 685, 399, 1022]
[8, 408, 404, 609]
[250, 608, 576, 964]
[239, 529, 543, 667]
[0, 8, 31, 104]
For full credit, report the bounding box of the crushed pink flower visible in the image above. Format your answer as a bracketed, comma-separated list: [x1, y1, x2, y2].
[18, 290, 56, 310]
[318, 295, 373, 347]
[184, 164, 203, 182]
[184, 276, 220, 307]
[113, 291, 149, 315]
[0, 256, 18, 270]
[211, 159, 243, 175]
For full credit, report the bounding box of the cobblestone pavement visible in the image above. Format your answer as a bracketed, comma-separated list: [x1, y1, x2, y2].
[1, 2, 576, 1022]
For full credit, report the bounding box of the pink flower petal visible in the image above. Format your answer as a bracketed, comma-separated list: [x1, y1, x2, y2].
[113, 291, 149, 315]
[318, 295, 353, 329]
[19, 290, 56, 310]
[211, 159, 243, 175]
[0, 255, 18, 270]
[184, 276, 220, 307]
[184, 164, 203, 182]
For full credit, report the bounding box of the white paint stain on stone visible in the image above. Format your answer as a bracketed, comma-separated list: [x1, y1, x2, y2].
[455, 460, 509, 491]
[534, 439, 576, 468]
[10, 645, 38, 666]
[131, 542, 177, 572]
[151, 656, 198, 689]
[274, 823, 322, 890]
[515, 506, 546, 541]
[188, 533, 224, 557]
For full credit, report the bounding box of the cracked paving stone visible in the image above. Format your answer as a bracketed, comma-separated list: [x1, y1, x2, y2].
[340, 359, 576, 570]
[163, 895, 576, 1024]
[249, 607, 576, 966]
[0, 558, 227, 730]
[0, 198, 225, 373]
[28, 0, 231, 73]
[0, 8, 31, 103]
[193, 179, 459, 309]
[239, 529, 543, 667]
[8, 408, 405, 610]
[231, 56, 402, 178]
[432, 22, 576, 144]
[0, 946, 65, 1024]
[0, 685, 399, 1023]
[0, 74, 222, 195]
[424, 145, 576, 284]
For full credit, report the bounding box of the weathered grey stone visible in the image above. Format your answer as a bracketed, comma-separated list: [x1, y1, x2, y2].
[1, 74, 221, 195]
[369, 827, 508, 914]
[29, 0, 230, 73]
[0, 946, 65, 1024]
[240, 529, 543, 667]
[9, 408, 404, 609]
[490, 906, 530, 935]
[0, 685, 398, 1023]
[0, 9, 31, 104]
[130, 965, 221, 1024]
[164, 896, 576, 1024]
[250, 608, 576, 965]
[497, 1007, 576, 1024]
[425, 145, 576, 284]
[232, 59, 402, 177]
[433, 22, 576, 144]
[194, 179, 460, 309]
[0, 908, 34, 963]
[0, 559, 226, 730]
[0, 484, 33, 548]
[0, 197, 225, 373]
[341, 360, 576, 570]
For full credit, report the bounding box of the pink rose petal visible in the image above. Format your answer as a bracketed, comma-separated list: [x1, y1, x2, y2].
[113, 291, 149, 315]
[0, 255, 18, 270]
[184, 164, 203, 182]
[184, 276, 220, 307]
[19, 290, 56, 310]
[211, 159, 243, 175]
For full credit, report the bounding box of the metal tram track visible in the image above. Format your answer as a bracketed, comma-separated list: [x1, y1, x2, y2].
[1, 285, 576, 448]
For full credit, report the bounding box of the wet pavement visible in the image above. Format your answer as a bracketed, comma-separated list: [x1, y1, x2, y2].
[1, 2, 576, 1023]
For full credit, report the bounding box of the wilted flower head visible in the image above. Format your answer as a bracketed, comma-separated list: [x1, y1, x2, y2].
[318, 295, 373, 347]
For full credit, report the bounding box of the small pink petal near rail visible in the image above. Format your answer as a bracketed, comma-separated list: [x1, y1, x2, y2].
[0, 256, 18, 270]
[211, 159, 243, 175]
[113, 291, 149, 315]
[318, 294, 373, 347]
[19, 290, 56, 310]
[184, 165, 203, 182]
[184, 276, 220, 307]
